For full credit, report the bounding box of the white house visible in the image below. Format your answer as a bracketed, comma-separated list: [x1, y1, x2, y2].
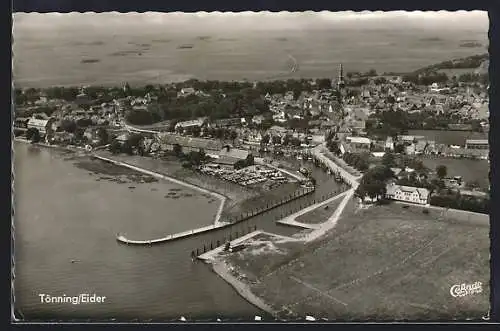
[179, 87, 196, 96]
[385, 183, 430, 205]
[175, 118, 206, 131]
[27, 118, 56, 137]
[346, 136, 371, 151]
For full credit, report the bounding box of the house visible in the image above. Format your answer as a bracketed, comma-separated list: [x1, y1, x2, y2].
[115, 133, 130, 145]
[245, 132, 262, 145]
[211, 118, 242, 128]
[27, 118, 56, 137]
[157, 133, 224, 153]
[415, 141, 427, 155]
[216, 146, 250, 160]
[252, 115, 265, 125]
[211, 156, 242, 169]
[385, 137, 395, 151]
[268, 126, 288, 136]
[14, 117, 30, 129]
[346, 136, 371, 150]
[398, 135, 425, 144]
[390, 167, 403, 177]
[385, 183, 430, 205]
[443, 176, 463, 189]
[465, 139, 488, 150]
[179, 87, 196, 96]
[371, 151, 385, 158]
[175, 118, 207, 131]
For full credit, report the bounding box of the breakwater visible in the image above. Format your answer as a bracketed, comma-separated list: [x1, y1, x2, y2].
[96, 154, 316, 246]
[116, 185, 316, 246]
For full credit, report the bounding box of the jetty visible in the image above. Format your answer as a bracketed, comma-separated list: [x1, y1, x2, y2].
[116, 223, 230, 245]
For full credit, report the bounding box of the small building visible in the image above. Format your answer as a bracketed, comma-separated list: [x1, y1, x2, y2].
[385, 183, 430, 205]
[398, 135, 425, 143]
[175, 118, 207, 131]
[252, 115, 265, 125]
[27, 118, 56, 137]
[14, 117, 30, 129]
[465, 139, 488, 150]
[217, 145, 250, 160]
[157, 133, 224, 153]
[179, 87, 196, 96]
[210, 156, 241, 169]
[346, 136, 371, 150]
[385, 136, 395, 151]
[115, 133, 130, 145]
[211, 118, 242, 128]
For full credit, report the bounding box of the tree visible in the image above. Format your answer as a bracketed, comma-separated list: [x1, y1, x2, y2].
[394, 143, 405, 154]
[74, 127, 85, 143]
[366, 69, 378, 77]
[316, 78, 332, 90]
[26, 128, 40, 143]
[381, 152, 396, 167]
[191, 125, 201, 137]
[60, 119, 77, 133]
[272, 135, 282, 145]
[436, 165, 448, 179]
[109, 140, 121, 154]
[121, 141, 134, 155]
[290, 137, 301, 147]
[245, 154, 255, 166]
[229, 130, 238, 143]
[127, 133, 144, 148]
[465, 180, 481, 190]
[173, 144, 183, 157]
[326, 140, 340, 155]
[261, 134, 270, 145]
[97, 128, 109, 145]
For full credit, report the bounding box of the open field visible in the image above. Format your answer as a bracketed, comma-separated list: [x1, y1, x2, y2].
[219, 200, 490, 320]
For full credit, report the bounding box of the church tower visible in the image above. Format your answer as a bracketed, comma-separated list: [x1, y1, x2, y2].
[337, 63, 345, 91]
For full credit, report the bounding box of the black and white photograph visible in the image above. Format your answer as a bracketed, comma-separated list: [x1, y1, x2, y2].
[12, 10, 490, 321]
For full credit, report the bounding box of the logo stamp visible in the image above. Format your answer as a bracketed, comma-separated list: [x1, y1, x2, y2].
[449, 282, 483, 298]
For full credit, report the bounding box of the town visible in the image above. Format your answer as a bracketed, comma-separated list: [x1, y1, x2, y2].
[14, 53, 489, 215]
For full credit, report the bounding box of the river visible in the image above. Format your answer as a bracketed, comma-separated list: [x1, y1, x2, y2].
[13, 142, 342, 321]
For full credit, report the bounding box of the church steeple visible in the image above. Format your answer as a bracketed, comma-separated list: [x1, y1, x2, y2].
[337, 63, 345, 90]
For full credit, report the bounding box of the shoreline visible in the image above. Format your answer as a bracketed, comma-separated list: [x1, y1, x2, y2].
[14, 137, 85, 153]
[210, 260, 277, 318]
[197, 230, 278, 317]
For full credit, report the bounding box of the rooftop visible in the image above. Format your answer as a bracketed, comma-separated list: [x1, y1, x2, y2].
[465, 139, 488, 145]
[346, 136, 371, 145]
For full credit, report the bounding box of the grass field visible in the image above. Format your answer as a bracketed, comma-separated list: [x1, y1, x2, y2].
[295, 197, 343, 224]
[221, 200, 490, 320]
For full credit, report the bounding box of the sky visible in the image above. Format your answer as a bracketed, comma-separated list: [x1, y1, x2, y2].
[13, 11, 488, 34]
